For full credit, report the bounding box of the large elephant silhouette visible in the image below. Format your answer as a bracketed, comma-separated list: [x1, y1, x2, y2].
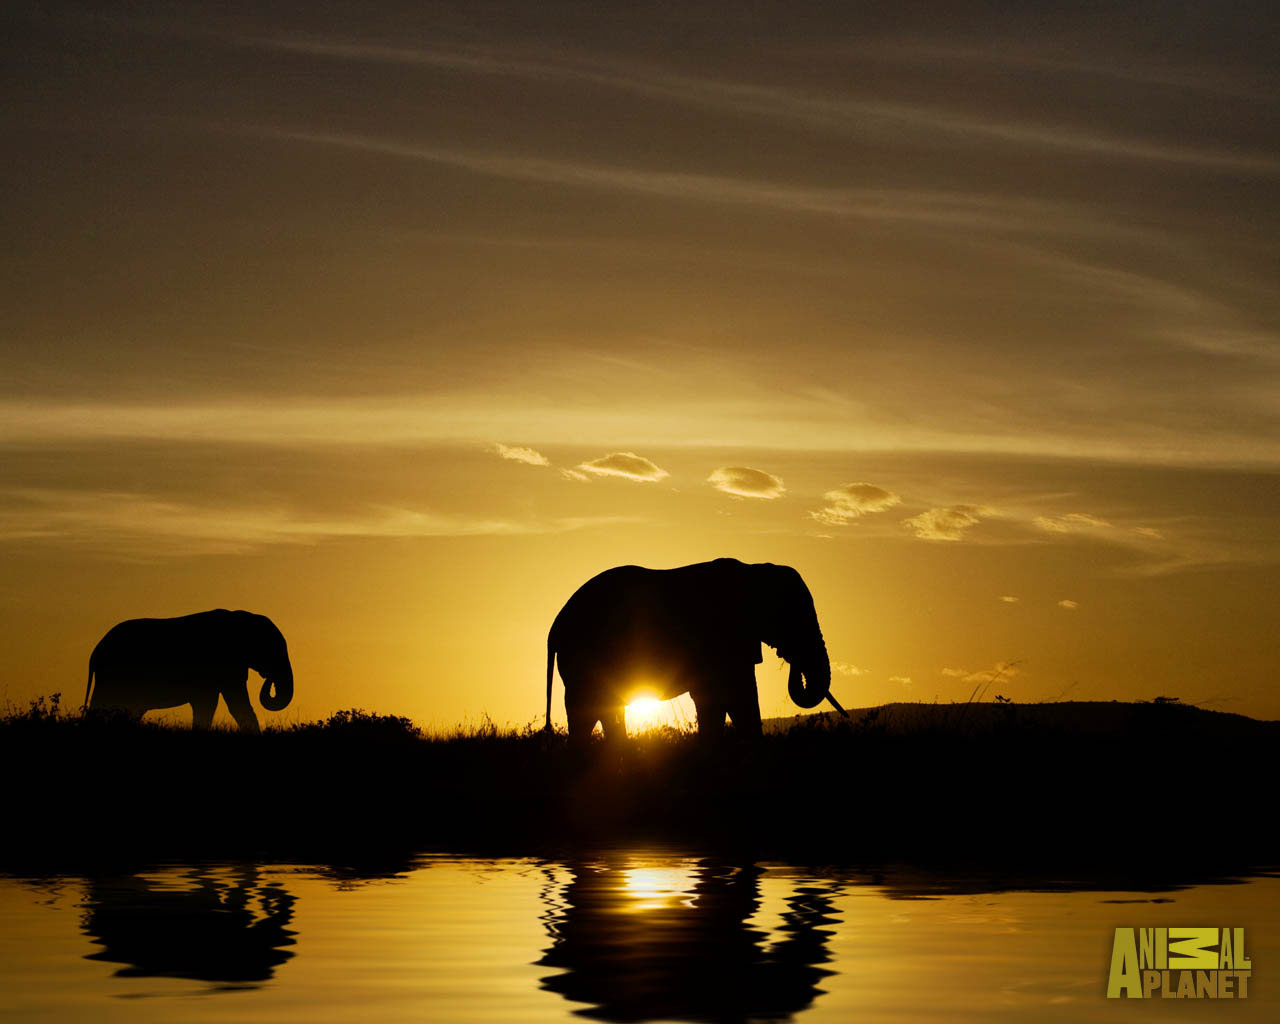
[545, 558, 834, 743]
[84, 609, 293, 732]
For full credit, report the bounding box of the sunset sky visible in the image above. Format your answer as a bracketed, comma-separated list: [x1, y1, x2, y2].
[4, 2, 1278, 726]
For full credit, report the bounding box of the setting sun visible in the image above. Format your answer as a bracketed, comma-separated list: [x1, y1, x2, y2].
[622, 692, 701, 734]
[625, 696, 664, 733]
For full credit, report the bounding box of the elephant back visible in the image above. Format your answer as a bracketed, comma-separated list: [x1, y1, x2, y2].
[555, 562, 761, 672]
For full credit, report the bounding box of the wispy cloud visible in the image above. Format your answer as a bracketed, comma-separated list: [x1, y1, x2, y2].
[850, 39, 1275, 104]
[942, 662, 1021, 685]
[575, 452, 669, 482]
[832, 661, 864, 677]
[1058, 599, 1080, 610]
[237, 36, 1280, 174]
[1034, 512, 1111, 533]
[810, 482, 901, 526]
[1000, 595, 1020, 603]
[708, 466, 785, 499]
[240, 125, 1142, 240]
[491, 442, 549, 466]
[0, 488, 630, 558]
[2, 396, 1274, 468]
[903, 504, 987, 541]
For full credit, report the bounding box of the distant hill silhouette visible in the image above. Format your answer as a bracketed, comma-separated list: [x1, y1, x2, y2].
[764, 699, 1279, 738]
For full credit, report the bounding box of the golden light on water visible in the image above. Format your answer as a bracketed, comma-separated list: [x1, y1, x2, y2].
[620, 865, 698, 911]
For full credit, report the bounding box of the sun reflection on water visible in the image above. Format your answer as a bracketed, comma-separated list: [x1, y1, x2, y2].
[619, 864, 698, 910]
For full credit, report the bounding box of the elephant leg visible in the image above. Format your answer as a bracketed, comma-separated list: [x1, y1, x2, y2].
[566, 702, 600, 752]
[599, 707, 627, 745]
[692, 694, 726, 741]
[223, 685, 261, 734]
[191, 695, 217, 730]
[726, 687, 763, 739]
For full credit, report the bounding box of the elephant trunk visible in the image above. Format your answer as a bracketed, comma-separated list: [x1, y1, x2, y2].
[259, 660, 293, 712]
[786, 638, 831, 709]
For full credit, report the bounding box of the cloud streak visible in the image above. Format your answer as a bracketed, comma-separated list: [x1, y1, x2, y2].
[0, 488, 631, 558]
[238, 36, 1280, 174]
[241, 125, 1151, 241]
[2, 396, 1274, 468]
[941, 662, 1021, 684]
[1034, 512, 1111, 533]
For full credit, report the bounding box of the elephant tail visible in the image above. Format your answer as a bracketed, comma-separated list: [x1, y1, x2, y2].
[83, 649, 96, 713]
[545, 632, 557, 732]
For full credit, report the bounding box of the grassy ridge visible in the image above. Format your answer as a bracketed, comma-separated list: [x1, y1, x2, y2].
[4, 695, 1276, 870]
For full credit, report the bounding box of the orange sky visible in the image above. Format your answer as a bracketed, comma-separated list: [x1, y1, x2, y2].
[3, 3, 1278, 725]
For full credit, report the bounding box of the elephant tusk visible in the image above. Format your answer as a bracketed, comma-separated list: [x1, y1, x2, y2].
[825, 692, 849, 718]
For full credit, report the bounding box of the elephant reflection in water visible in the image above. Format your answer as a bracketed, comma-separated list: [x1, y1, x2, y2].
[82, 865, 296, 988]
[539, 859, 840, 1022]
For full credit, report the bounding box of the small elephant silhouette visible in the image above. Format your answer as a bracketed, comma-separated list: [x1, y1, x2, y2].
[84, 609, 293, 732]
[546, 558, 836, 745]
[83, 866, 296, 987]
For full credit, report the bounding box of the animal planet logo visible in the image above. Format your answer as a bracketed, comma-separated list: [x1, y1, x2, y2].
[1107, 927, 1251, 999]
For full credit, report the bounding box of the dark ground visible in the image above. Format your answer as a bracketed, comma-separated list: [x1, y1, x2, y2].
[4, 696, 1276, 876]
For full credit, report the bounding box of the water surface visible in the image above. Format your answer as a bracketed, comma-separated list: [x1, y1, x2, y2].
[2, 855, 1276, 1021]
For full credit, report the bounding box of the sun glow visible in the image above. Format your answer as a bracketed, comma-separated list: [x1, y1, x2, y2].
[626, 696, 663, 730]
[624, 692, 698, 734]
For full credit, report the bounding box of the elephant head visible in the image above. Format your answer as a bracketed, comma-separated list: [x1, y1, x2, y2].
[757, 563, 831, 710]
[238, 612, 294, 713]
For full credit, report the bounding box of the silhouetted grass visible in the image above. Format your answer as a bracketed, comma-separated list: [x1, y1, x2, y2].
[4, 696, 1276, 872]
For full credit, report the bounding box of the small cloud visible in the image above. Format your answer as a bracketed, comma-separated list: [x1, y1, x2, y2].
[1134, 526, 1164, 539]
[1058, 599, 1079, 610]
[904, 504, 984, 541]
[491, 442, 549, 467]
[1034, 512, 1111, 533]
[708, 466, 785, 499]
[889, 675, 913, 686]
[999, 595, 1020, 603]
[944, 662, 1021, 684]
[810, 482, 901, 526]
[576, 452, 669, 482]
[559, 468, 590, 482]
[831, 661, 864, 676]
